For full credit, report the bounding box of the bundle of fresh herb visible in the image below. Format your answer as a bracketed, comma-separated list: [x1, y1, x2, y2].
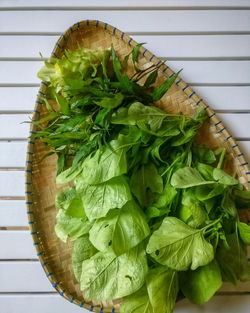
[34, 45, 250, 312]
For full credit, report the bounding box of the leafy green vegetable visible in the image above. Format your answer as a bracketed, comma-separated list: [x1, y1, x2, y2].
[80, 244, 148, 301]
[147, 266, 179, 313]
[147, 217, 214, 270]
[216, 233, 250, 284]
[79, 140, 127, 185]
[121, 286, 153, 313]
[55, 209, 92, 242]
[130, 163, 163, 207]
[78, 175, 131, 221]
[238, 222, 250, 245]
[33, 45, 250, 311]
[171, 167, 214, 189]
[89, 200, 149, 255]
[72, 235, 97, 281]
[180, 260, 222, 305]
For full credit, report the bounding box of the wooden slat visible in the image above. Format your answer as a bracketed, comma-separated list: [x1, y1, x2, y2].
[0, 261, 249, 293]
[1, 86, 250, 112]
[0, 294, 84, 313]
[0, 231, 36, 259]
[0, 87, 38, 111]
[0, 114, 30, 139]
[216, 113, 250, 138]
[1, 61, 250, 84]
[0, 200, 27, 227]
[0, 142, 27, 167]
[0, 11, 249, 33]
[1, 35, 250, 58]
[1, 114, 249, 141]
[0, 262, 54, 292]
[0, 0, 249, 8]
[0, 295, 249, 313]
[0, 171, 24, 197]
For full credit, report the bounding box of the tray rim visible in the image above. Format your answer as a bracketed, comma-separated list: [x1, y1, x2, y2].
[25, 19, 250, 312]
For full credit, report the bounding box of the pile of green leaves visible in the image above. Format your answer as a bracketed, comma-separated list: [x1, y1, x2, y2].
[34, 45, 250, 313]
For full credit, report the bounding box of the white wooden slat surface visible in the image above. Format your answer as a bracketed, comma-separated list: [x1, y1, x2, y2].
[2, 35, 250, 58]
[0, 295, 250, 313]
[1, 0, 249, 8]
[0, 200, 27, 226]
[0, 171, 24, 197]
[0, 11, 250, 33]
[1, 86, 250, 112]
[0, 262, 54, 292]
[0, 231, 36, 259]
[1, 113, 250, 141]
[0, 142, 26, 167]
[1, 61, 250, 84]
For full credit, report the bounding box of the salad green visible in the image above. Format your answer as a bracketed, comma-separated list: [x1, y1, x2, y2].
[33, 45, 250, 312]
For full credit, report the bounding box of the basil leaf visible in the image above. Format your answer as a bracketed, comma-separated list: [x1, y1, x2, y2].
[180, 260, 222, 305]
[147, 217, 214, 271]
[80, 244, 148, 301]
[94, 92, 124, 109]
[89, 200, 150, 255]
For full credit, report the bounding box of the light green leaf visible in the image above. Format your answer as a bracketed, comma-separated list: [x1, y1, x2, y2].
[55, 187, 85, 218]
[72, 235, 97, 281]
[238, 221, 250, 245]
[55, 209, 92, 243]
[121, 286, 153, 313]
[180, 260, 222, 305]
[147, 266, 179, 313]
[147, 217, 214, 271]
[78, 175, 131, 221]
[94, 93, 124, 109]
[130, 163, 163, 207]
[216, 233, 250, 284]
[80, 140, 127, 184]
[111, 102, 167, 132]
[80, 244, 148, 301]
[213, 168, 238, 185]
[171, 167, 214, 189]
[89, 200, 150, 255]
[56, 162, 83, 185]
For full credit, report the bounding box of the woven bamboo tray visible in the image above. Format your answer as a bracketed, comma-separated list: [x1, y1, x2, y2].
[25, 20, 250, 312]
